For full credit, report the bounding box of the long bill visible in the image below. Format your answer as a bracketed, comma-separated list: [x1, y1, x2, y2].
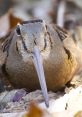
[33, 46, 49, 107]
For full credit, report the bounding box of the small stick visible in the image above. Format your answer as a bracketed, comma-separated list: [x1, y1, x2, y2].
[57, 0, 66, 27]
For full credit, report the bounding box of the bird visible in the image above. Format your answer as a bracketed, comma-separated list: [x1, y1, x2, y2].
[0, 19, 79, 107]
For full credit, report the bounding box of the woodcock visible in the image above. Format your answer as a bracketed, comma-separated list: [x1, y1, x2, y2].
[0, 19, 80, 107]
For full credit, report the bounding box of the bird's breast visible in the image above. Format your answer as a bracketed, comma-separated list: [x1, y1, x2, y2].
[5, 48, 77, 91]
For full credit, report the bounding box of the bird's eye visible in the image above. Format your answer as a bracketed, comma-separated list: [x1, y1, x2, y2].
[16, 25, 21, 36]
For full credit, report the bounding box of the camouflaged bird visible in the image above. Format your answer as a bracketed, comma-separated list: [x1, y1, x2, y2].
[0, 19, 80, 107]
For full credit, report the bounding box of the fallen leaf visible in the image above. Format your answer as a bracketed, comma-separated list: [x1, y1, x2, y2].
[0, 11, 9, 37]
[23, 102, 53, 117]
[9, 10, 22, 29]
[74, 111, 82, 117]
[0, 9, 22, 38]
[24, 102, 43, 117]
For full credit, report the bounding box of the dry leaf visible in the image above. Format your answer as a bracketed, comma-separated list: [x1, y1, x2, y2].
[9, 10, 22, 29]
[23, 102, 52, 117]
[23, 102, 43, 117]
[0, 11, 9, 37]
[0, 9, 22, 38]
[74, 111, 82, 117]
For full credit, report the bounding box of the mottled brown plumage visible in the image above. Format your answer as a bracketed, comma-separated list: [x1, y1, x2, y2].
[0, 19, 80, 106]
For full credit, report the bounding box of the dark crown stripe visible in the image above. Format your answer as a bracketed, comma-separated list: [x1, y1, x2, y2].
[21, 19, 43, 25]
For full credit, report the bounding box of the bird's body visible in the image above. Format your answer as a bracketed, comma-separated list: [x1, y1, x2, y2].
[0, 19, 79, 106]
[5, 28, 76, 91]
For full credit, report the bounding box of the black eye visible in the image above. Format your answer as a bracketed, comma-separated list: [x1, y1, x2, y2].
[16, 25, 21, 36]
